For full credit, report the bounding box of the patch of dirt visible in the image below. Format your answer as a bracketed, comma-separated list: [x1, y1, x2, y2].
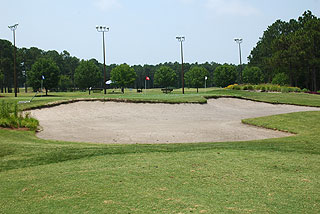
[0, 127, 31, 131]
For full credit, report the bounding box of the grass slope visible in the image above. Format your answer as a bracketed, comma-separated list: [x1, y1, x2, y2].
[0, 89, 320, 213]
[2, 88, 320, 111]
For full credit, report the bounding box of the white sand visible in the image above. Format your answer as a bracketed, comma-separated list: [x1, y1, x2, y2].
[30, 98, 319, 144]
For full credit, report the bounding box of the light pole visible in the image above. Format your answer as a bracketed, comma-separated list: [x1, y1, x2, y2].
[8, 23, 18, 97]
[96, 25, 109, 94]
[234, 38, 243, 83]
[176, 36, 185, 94]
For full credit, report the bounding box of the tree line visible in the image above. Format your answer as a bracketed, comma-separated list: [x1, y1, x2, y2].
[248, 10, 320, 91]
[0, 40, 225, 94]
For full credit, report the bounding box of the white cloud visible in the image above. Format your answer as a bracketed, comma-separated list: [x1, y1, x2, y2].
[94, 0, 121, 11]
[206, 0, 260, 16]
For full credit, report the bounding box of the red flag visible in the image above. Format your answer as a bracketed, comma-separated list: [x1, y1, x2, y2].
[146, 76, 150, 81]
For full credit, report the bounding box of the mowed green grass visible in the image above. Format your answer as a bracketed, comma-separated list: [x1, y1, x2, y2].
[2, 87, 320, 110]
[1, 89, 320, 213]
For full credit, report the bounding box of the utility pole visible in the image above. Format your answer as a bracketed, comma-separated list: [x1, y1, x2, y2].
[8, 23, 19, 97]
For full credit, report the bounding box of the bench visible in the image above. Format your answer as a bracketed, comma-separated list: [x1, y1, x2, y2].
[92, 89, 102, 93]
[89, 88, 103, 95]
[161, 88, 173, 94]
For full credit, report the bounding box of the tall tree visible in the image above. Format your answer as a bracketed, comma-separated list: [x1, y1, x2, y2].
[0, 39, 13, 93]
[44, 50, 63, 71]
[110, 64, 136, 93]
[185, 66, 209, 93]
[300, 11, 320, 91]
[28, 58, 60, 95]
[0, 69, 4, 90]
[132, 64, 145, 89]
[60, 50, 80, 90]
[17, 47, 44, 92]
[213, 64, 238, 87]
[74, 60, 101, 90]
[154, 66, 177, 89]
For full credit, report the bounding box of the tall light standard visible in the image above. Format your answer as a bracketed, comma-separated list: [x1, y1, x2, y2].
[176, 36, 185, 94]
[96, 25, 109, 94]
[234, 38, 243, 83]
[8, 23, 18, 97]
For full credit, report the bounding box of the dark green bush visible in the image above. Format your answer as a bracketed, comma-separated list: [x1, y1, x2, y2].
[272, 73, 289, 86]
[242, 67, 264, 85]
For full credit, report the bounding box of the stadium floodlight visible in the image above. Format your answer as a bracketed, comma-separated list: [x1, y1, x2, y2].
[176, 36, 185, 94]
[96, 25, 110, 94]
[234, 38, 243, 83]
[8, 23, 19, 97]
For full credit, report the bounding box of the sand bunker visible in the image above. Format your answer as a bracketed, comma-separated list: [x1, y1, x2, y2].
[30, 98, 318, 144]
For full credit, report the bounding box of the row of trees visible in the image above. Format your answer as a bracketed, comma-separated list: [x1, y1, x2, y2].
[0, 41, 80, 93]
[248, 10, 320, 91]
[0, 36, 274, 94]
[1, 39, 228, 94]
[73, 62, 258, 92]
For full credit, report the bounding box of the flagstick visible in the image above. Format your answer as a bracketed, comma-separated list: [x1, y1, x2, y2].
[41, 79, 43, 97]
[205, 76, 207, 93]
[205, 79, 206, 92]
[145, 79, 146, 94]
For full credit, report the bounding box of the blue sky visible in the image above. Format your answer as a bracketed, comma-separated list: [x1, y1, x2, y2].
[1, 0, 320, 65]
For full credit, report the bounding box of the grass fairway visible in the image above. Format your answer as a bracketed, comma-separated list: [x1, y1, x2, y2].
[1, 89, 320, 213]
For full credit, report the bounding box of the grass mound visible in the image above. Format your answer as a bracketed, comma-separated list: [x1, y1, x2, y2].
[0, 89, 319, 213]
[0, 111, 320, 213]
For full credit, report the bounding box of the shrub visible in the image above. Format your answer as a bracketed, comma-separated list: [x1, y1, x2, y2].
[302, 88, 310, 93]
[0, 101, 39, 131]
[272, 73, 289, 86]
[225, 84, 237, 90]
[0, 101, 10, 118]
[270, 85, 280, 92]
[254, 85, 261, 90]
[242, 67, 264, 85]
[247, 85, 254, 90]
[287, 87, 301, 93]
[281, 87, 290, 93]
[233, 84, 241, 90]
[21, 113, 39, 130]
[264, 85, 270, 90]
